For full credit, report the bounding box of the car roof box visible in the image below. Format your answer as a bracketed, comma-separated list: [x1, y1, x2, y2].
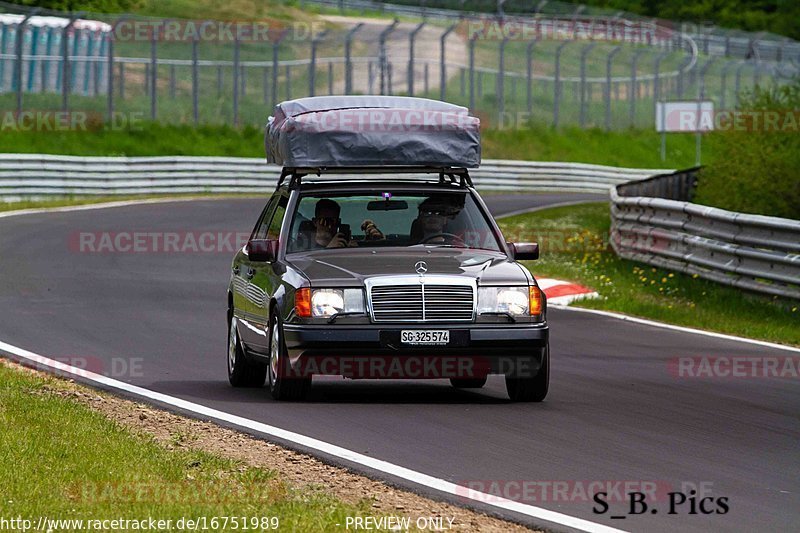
[265, 96, 481, 169]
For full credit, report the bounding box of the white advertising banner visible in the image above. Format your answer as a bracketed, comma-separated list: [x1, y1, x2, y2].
[656, 101, 715, 132]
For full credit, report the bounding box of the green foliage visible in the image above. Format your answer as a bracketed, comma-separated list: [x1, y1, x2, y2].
[0, 364, 381, 530]
[482, 125, 703, 168]
[16, 0, 140, 13]
[387, 0, 800, 40]
[15, 0, 309, 21]
[0, 123, 265, 157]
[589, 0, 800, 41]
[1, 121, 705, 168]
[498, 203, 799, 346]
[694, 79, 800, 219]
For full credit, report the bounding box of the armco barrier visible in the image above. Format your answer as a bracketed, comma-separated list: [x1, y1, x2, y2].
[3, 153, 795, 299]
[0, 154, 672, 198]
[610, 169, 800, 300]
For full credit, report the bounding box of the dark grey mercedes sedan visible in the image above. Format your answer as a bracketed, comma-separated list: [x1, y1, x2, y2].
[227, 96, 548, 401]
[227, 170, 549, 401]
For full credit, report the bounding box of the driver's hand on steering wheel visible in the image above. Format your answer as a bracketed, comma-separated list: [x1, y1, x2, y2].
[419, 232, 465, 246]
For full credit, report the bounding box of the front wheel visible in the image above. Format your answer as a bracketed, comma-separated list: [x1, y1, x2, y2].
[505, 343, 549, 402]
[267, 312, 311, 401]
[228, 316, 267, 387]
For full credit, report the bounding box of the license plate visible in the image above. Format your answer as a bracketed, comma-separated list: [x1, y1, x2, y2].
[400, 330, 450, 345]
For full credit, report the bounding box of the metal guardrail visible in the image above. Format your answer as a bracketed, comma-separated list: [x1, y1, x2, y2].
[610, 169, 800, 300]
[4, 153, 795, 298]
[0, 154, 671, 198]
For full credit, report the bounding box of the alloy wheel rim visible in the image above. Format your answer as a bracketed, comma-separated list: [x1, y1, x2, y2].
[270, 323, 279, 384]
[228, 316, 237, 372]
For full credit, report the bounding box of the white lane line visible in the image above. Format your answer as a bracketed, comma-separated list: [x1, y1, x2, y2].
[550, 306, 800, 354]
[0, 196, 260, 219]
[0, 339, 626, 533]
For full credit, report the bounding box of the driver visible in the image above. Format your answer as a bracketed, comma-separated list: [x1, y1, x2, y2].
[312, 199, 351, 249]
[414, 196, 461, 244]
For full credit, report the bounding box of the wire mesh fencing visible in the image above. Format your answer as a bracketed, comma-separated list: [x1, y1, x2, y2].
[1, 0, 797, 132]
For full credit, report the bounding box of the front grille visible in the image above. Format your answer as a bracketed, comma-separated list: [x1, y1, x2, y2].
[370, 284, 474, 322]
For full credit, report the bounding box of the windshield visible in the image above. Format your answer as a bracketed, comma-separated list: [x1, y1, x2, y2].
[286, 191, 502, 253]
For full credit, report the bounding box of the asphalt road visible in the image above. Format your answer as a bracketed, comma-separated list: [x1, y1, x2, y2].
[0, 194, 797, 533]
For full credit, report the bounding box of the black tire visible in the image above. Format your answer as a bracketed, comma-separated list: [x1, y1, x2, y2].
[228, 316, 267, 387]
[505, 343, 549, 402]
[267, 311, 311, 401]
[450, 377, 487, 389]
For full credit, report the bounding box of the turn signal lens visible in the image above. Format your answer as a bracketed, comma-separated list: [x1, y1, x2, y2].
[529, 286, 543, 317]
[295, 288, 312, 318]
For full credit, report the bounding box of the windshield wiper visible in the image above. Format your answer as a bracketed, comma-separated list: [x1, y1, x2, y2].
[327, 311, 369, 324]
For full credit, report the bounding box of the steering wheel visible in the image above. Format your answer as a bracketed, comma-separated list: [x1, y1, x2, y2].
[420, 232, 465, 245]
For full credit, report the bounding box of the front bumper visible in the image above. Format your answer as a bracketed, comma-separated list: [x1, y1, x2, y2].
[282, 323, 548, 379]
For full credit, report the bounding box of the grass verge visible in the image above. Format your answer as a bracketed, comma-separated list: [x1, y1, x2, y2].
[0, 359, 532, 532]
[0, 363, 378, 531]
[498, 203, 799, 347]
[1, 122, 702, 168]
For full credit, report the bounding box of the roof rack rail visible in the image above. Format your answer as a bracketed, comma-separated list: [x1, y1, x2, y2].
[276, 166, 473, 190]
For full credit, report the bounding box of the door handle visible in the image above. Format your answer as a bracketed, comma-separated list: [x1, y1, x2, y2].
[246, 268, 255, 279]
[232, 266, 240, 275]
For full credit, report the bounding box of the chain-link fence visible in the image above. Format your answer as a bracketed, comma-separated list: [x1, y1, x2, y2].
[1, 0, 797, 131]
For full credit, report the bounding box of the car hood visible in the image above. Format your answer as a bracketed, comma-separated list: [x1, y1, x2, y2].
[286, 247, 531, 286]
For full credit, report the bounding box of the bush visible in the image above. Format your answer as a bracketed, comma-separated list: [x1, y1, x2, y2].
[694, 80, 800, 220]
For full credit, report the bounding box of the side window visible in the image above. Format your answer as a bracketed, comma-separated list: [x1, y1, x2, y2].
[266, 196, 288, 240]
[252, 195, 279, 240]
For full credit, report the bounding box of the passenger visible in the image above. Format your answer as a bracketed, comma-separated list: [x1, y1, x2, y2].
[361, 219, 385, 241]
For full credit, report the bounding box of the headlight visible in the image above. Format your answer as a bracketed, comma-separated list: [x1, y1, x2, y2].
[478, 286, 529, 316]
[479, 286, 543, 319]
[307, 288, 365, 318]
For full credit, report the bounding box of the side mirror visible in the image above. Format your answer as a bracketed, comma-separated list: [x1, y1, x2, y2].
[246, 239, 278, 262]
[507, 242, 539, 261]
